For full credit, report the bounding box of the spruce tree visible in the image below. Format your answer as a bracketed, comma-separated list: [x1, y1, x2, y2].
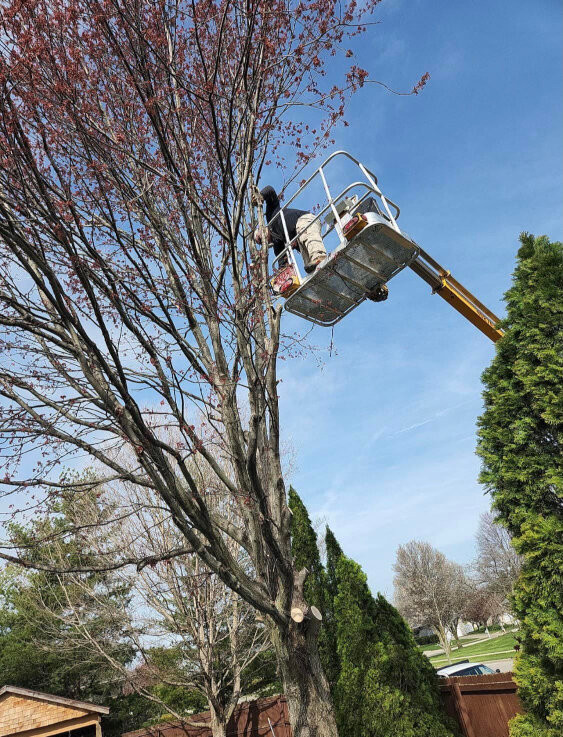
[333, 555, 455, 737]
[1, 483, 144, 736]
[477, 233, 563, 737]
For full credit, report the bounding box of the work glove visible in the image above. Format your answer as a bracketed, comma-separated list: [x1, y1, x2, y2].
[251, 186, 263, 207]
[254, 227, 271, 245]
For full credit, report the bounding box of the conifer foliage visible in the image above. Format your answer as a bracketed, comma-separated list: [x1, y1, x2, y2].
[331, 553, 455, 737]
[323, 528, 344, 689]
[477, 233, 563, 737]
[0, 487, 142, 736]
[288, 488, 327, 614]
[289, 489, 455, 737]
[288, 488, 338, 691]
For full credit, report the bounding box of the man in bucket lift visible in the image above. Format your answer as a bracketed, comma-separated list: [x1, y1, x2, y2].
[254, 185, 327, 274]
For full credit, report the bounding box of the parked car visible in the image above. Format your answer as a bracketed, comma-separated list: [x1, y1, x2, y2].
[436, 660, 500, 677]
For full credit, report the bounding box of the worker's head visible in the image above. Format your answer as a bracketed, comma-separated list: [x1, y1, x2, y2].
[260, 185, 279, 211]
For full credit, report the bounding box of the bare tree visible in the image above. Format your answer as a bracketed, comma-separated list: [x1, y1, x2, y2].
[475, 513, 522, 600]
[0, 0, 427, 732]
[461, 585, 507, 632]
[448, 571, 472, 649]
[0, 1, 429, 727]
[461, 587, 489, 631]
[20, 471, 269, 737]
[393, 541, 468, 662]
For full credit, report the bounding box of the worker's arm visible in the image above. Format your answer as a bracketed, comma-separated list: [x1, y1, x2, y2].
[254, 227, 271, 245]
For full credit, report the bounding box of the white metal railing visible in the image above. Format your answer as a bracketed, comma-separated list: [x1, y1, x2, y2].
[262, 151, 402, 283]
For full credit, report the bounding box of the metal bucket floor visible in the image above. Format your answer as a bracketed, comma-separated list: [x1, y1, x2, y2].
[284, 214, 419, 326]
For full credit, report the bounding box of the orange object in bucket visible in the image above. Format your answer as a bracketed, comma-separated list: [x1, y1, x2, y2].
[270, 263, 301, 297]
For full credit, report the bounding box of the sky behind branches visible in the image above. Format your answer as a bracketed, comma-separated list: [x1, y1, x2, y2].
[274, 0, 562, 597]
[1, 0, 561, 599]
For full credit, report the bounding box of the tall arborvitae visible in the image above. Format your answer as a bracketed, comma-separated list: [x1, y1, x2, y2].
[288, 487, 326, 610]
[323, 527, 344, 689]
[288, 487, 338, 694]
[333, 554, 456, 737]
[477, 233, 563, 737]
[325, 526, 344, 604]
[293, 504, 455, 737]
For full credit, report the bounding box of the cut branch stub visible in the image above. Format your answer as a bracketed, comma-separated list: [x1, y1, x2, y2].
[290, 606, 322, 624]
[310, 606, 322, 622]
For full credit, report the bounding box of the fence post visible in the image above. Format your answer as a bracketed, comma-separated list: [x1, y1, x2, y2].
[452, 681, 477, 737]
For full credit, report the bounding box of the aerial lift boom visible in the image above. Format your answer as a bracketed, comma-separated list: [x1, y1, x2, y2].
[267, 151, 503, 343]
[409, 248, 503, 342]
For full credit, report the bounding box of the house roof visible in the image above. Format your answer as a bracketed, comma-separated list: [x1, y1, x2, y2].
[0, 686, 109, 715]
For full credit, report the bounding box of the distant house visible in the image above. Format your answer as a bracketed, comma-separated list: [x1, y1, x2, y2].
[499, 611, 517, 627]
[0, 685, 109, 737]
[456, 620, 475, 637]
[412, 626, 435, 641]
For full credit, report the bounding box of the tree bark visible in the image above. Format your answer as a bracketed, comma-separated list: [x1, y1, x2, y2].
[436, 624, 452, 662]
[267, 569, 338, 737]
[270, 620, 337, 737]
[209, 707, 228, 737]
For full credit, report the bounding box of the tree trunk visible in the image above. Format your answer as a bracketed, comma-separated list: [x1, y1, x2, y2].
[436, 624, 452, 662]
[272, 626, 337, 737]
[268, 595, 338, 737]
[209, 705, 228, 737]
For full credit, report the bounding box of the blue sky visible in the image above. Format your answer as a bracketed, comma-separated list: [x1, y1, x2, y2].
[0, 0, 560, 601]
[274, 0, 562, 597]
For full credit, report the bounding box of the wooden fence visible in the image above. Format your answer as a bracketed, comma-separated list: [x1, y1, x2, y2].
[121, 696, 291, 737]
[122, 675, 524, 737]
[439, 672, 524, 737]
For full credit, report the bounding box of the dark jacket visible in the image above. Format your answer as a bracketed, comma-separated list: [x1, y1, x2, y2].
[261, 186, 309, 255]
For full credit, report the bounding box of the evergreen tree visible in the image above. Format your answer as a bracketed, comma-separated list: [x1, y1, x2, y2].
[1, 495, 135, 704]
[323, 527, 344, 688]
[288, 487, 335, 688]
[0, 480, 163, 737]
[477, 233, 563, 737]
[333, 555, 455, 737]
[290, 495, 454, 737]
[288, 487, 327, 610]
[325, 526, 344, 605]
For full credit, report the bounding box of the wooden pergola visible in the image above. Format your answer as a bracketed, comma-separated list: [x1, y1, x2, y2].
[0, 686, 109, 737]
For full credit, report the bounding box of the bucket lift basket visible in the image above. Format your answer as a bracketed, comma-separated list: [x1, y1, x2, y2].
[268, 151, 420, 326]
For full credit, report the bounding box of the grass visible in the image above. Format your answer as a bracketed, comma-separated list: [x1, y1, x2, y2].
[417, 630, 495, 653]
[417, 642, 443, 652]
[428, 632, 518, 666]
[473, 623, 506, 634]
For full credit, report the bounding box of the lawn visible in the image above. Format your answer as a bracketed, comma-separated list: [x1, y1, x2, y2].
[428, 632, 518, 666]
[417, 642, 443, 652]
[417, 631, 494, 653]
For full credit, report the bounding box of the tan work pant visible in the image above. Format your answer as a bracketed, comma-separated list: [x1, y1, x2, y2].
[296, 213, 326, 271]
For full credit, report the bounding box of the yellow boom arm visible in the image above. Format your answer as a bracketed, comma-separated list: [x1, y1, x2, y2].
[409, 248, 503, 343]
